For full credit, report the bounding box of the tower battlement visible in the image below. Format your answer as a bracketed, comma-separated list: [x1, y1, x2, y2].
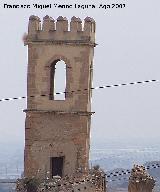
[26, 15, 96, 45]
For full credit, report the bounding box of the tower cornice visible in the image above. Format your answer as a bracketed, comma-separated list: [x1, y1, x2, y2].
[24, 109, 95, 116]
[24, 39, 97, 47]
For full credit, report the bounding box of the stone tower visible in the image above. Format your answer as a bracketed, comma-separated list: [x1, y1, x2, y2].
[24, 15, 96, 179]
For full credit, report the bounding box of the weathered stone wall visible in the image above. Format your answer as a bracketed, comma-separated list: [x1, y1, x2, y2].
[24, 112, 91, 178]
[24, 15, 96, 179]
[26, 43, 94, 111]
[16, 169, 106, 192]
[128, 165, 155, 192]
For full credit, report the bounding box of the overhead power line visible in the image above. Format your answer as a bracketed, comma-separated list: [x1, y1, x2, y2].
[0, 79, 158, 103]
[106, 162, 160, 179]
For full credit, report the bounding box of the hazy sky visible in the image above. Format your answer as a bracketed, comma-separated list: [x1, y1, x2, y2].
[0, 0, 160, 148]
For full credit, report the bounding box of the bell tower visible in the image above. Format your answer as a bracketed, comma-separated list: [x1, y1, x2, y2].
[24, 15, 96, 179]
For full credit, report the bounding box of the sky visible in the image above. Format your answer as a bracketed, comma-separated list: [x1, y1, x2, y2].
[0, 0, 160, 149]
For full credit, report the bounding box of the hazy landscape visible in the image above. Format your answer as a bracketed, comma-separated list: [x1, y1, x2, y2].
[0, 139, 160, 191]
[90, 140, 160, 191]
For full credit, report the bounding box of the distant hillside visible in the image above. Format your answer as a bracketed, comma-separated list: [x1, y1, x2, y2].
[106, 168, 129, 192]
[91, 159, 160, 192]
[0, 179, 16, 192]
[144, 161, 160, 179]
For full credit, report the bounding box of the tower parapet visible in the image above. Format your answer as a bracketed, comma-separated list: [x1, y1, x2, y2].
[28, 15, 41, 35]
[25, 15, 96, 46]
[70, 16, 82, 32]
[42, 15, 55, 32]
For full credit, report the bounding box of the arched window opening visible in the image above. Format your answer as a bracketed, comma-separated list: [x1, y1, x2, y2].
[50, 60, 66, 100]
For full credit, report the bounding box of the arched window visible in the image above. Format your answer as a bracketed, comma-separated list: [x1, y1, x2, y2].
[49, 60, 66, 100]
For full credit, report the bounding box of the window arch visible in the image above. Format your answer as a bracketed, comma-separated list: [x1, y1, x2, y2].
[49, 60, 66, 100]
